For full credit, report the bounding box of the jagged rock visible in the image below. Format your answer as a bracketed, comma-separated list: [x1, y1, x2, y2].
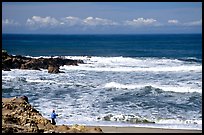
[2, 50, 84, 73]
[48, 65, 60, 73]
[20, 60, 40, 70]
[3, 57, 12, 68]
[11, 58, 21, 69]
[2, 96, 103, 133]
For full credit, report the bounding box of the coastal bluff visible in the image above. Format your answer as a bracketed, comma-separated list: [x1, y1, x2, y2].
[2, 50, 84, 73]
[2, 96, 103, 133]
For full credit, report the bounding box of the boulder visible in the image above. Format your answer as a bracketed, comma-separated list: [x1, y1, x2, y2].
[2, 96, 103, 133]
[48, 65, 60, 73]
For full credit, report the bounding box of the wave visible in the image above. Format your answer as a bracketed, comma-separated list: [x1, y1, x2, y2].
[24, 55, 201, 64]
[104, 82, 201, 93]
[26, 79, 55, 83]
[177, 57, 202, 63]
[98, 114, 202, 126]
[21, 55, 202, 72]
[59, 56, 201, 72]
[98, 114, 155, 124]
[61, 65, 201, 72]
[105, 82, 142, 90]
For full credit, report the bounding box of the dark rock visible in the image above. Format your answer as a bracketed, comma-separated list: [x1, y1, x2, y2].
[77, 59, 84, 64]
[64, 59, 78, 66]
[103, 114, 113, 121]
[20, 60, 40, 70]
[48, 65, 60, 73]
[3, 57, 13, 68]
[2, 50, 84, 73]
[11, 58, 22, 69]
[3, 66, 11, 71]
[20, 96, 29, 103]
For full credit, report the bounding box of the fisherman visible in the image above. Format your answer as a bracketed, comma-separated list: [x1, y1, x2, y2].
[51, 110, 58, 125]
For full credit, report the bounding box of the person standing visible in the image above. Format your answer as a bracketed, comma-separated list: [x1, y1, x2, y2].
[51, 110, 58, 125]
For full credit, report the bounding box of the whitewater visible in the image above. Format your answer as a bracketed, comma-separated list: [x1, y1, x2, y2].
[2, 56, 202, 130]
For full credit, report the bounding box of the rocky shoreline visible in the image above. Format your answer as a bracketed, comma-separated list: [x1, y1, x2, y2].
[2, 50, 84, 73]
[2, 96, 103, 133]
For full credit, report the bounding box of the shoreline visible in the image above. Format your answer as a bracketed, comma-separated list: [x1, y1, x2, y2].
[2, 95, 202, 133]
[88, 126, 202, 133]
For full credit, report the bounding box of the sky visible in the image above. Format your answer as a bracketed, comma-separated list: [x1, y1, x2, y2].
[2, 2, 202, 34]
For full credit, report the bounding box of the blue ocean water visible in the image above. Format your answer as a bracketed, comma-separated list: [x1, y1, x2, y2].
[2, 34, 202, 59]
[2, 34, 202, 130]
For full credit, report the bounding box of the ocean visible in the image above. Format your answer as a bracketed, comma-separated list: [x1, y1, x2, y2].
[2, 34, 202, 130]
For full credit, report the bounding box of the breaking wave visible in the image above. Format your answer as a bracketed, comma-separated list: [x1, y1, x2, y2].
[104, 82, 201, 93]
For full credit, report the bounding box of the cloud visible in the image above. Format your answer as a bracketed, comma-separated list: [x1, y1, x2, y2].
[167, 19, 202, 27]
[60, 16, 82, 26]
[25, 16, 202, 31]
[2, 19, 20, 26]
[26, 16, 59, 28]
[183, 19, 202, 26]
[26, 16, 119, 29]
[168, 19, 179, 24]
[125, 17, 159, 27]
[83, 16, 118, 26]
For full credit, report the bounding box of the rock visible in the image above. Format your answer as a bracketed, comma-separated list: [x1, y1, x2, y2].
[2, 96, 103, 133]
[20, 96, 29, 103]
[25, 123, 31, 127]
[2, 50, 83, 73]
[11, 58, 21, 69]
[89, 127, 103, 133]
[2, 126, 18, 133]
[20, 60, 40, 70]
[3, 67, 11, 71]
[37, 123, 45, 130]
[48, 65, 60, 73]
[55, 125, 70, 133]
[3, 57, 12, 68]
[103, 114, 113, 121]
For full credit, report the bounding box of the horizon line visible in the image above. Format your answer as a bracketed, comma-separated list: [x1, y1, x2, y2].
[2, 33, 202, 35]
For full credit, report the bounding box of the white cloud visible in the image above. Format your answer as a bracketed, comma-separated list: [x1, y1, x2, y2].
[2, 19, 20, 26]
[183, 19, 202, 26]
[168, 19, 179, 24]
[26, 16, 59, 28]
[26, 16, 119, 29]
[61, 16, 82, 26]
[25, 16, 202, 30]
[83, 16, 118, 26]
[125, 17, 158, 26]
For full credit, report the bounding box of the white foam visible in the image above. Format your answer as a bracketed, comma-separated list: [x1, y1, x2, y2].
[98, 113, 202, 130]
[61, 65, 201, 72]
[104, 82, 201, 93]
[60, 56, 201, 72]
[104, 82, 142, 89]
[156, 119, 202, 125]
[26, 79, 55, 83]
[20, 56, 202, 73]
[24, 55, 56, 59]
